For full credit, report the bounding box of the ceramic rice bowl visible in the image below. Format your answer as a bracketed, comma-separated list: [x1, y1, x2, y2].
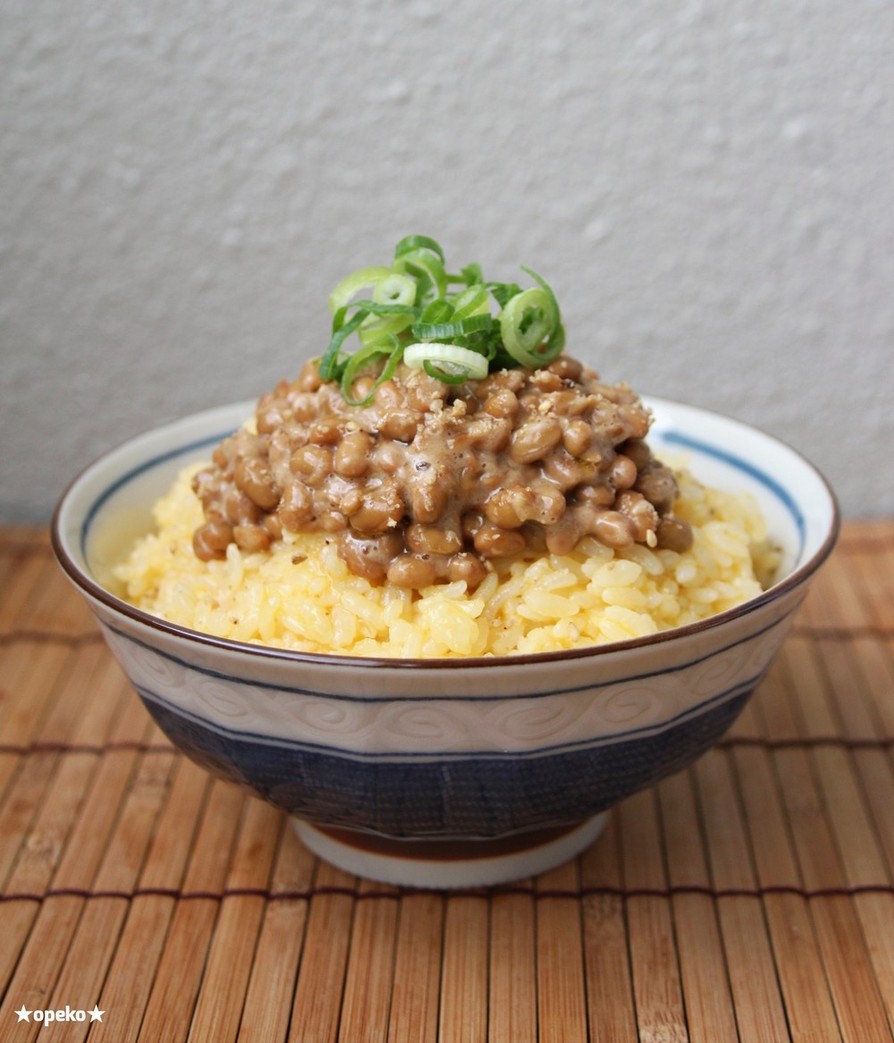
[52, 396, 838, 888]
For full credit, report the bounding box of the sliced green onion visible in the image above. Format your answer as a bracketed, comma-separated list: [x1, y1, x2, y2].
[403, 342, 489, 381]
[394, 234, 445, 262]
[393, 250, 448, 302]
[321, 300, 416, 379]
[360, 276, 418, 344]
[499, 289, 551, 366]
[357, 311, 415, 347]
[318, 236, 566, 400]
[319, 307, 370, 380]
[418, 298, 455, 325]
[450, 285, 490, 319]
[488, 281, 523, 309]
[411, 313, 495, 341]
[522, 266, 566, 356]
[347, 300, 418, 319]
[392, 237, 449, 302]
[340, 340, 403, 406]
[423, 360, 468, 384]
[372, 271, 417, 308]
[498, 268, 564, 367]
[328, 266, 392, 315]
[458, 262, 483, 286]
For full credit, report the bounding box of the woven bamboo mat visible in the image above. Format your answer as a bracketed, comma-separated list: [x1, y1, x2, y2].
[0, 521, 892, 1042]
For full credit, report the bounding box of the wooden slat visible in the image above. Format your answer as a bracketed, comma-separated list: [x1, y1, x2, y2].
[186, 799, 284, 1043]
[697, 749, 804, 1042]
[0, 641, 75, 750]
[388, 891, 444, 1043]
[237, 826, 315, 1043]
[134, 779, 248, 1043]
[438, 897, 489, 1043]
[488, 890, 535, 1043]
[288, 860, 356, 1043]
[660, 769, 739, 1043]
[338, 879, 400, 1043]
[536, 860, 588, 1043]
[580, 816, 639, 1043]
[620, 789, 688, 1043]
[2, 523, 894, 1042]
[0, 555, 51, 636]
[91, 756, 212, 1041]
[39, 744, 178, 1043]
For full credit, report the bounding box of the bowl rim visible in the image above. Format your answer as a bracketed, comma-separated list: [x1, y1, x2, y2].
[51, 396, 841, 671]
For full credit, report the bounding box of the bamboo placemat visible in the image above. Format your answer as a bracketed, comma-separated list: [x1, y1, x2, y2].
[0, 521, 892, 1042]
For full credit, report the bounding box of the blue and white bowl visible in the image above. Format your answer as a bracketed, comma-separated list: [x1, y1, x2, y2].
[52, 396, 838, 888]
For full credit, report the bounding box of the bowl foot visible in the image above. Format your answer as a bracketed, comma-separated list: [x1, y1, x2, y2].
[292, 813, 609, 889]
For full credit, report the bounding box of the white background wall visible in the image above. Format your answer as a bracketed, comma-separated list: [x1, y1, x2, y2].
[3, 0, 892, 521]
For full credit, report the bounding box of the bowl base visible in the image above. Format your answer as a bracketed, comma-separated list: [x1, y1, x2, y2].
[293, 813, 609, 889]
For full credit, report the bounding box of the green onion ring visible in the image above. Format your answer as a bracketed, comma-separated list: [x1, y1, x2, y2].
[321, 300, 418, 380]
[340, 340, 403, 406]
[327, 266, 392, 315]
[411, 313, 495, 341]
[372, 271, 417, 308]
[522, 266, 566, 356]
[319, 307, 370, 380]
[450, 285, 490, 319]
[498, 268, 564, 367]
[394, 234, 445, 262]
[423, 360, 469, 384]
[392, 249, 448, 301]
[418, 298, 455, 325]
[403, 342, 489, 381]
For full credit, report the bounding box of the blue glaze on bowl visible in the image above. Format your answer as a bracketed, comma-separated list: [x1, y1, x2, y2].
[142, 680, 754, 837]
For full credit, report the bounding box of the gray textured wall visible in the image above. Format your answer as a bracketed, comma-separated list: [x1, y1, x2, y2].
[3, 0, 892, 521]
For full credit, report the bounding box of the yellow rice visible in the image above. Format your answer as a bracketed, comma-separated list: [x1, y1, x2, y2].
[115, 464, 779, 658]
